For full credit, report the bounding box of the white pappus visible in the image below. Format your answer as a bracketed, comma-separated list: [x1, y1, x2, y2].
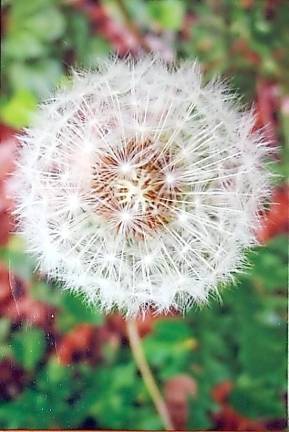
[12, 56, 271, 316]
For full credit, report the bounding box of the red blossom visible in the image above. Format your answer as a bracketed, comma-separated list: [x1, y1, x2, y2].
[57, 323, 119, 365]
[164, 374, 197, 430]
[254, 80, 280, 148]
[257, 185, 289, 243]
[212, 381, 266, 431]
[0, 263, 56, 330]
[0, 358, 27, 401]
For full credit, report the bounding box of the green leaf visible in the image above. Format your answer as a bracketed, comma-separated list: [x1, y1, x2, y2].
[44, 357, 70, 384]
[0, 318, 10, 341]
[30, 281, 63, 307]
[188, 399, 213, 429]
[0, 90, 37, 127]
[143, 319, 193, 376]
[148, 0, 185, 30]
[8, 60, 63, 97]
[153, 318, 192, 342]
[57, 292, 104, 332]
[3, 31, 47, 59]
[65, 12, 90, 59]
[81, 38, 111, 67]
[0, 236, 36, 280]
[90, 363, 139, 428]
[23, 8, 66, 41]
[11, 327, 46, 370]
[249, 236, 288, 291]
[231, 378, 285, 419]
[9, 0, 55, 18]
[0, 318, 12, 360]
[238, 322, 286, 384]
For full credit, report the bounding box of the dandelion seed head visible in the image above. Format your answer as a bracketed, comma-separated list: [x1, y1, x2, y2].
[12, 56, 271, 316]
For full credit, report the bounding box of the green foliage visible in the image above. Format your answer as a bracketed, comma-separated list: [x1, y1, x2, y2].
[8, 60, 63, 97]
[1, 237, 286, 429]
[56, 292, 104, 332]
[144, 319, 195, 378]
[0, 355, 159, 429]
[11, 328, 46, 370]
[231, 380, 285, 419]
[0, 90, 37, 128]
[0, 319, 12, 360]
[0, 236, 36, 280]
[0, 0, 111, 127]
[226, 238, 287, 420]
[147, 0, 185, 30]
[66, 13, 110, 67]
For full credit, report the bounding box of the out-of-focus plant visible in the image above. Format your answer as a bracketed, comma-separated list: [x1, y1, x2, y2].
[0, 236, 287, 429]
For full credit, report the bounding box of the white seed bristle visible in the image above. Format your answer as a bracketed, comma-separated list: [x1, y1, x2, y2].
[12, 56, 271, 317]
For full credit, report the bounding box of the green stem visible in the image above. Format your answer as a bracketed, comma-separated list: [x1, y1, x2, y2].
[126, 319, 174, 430]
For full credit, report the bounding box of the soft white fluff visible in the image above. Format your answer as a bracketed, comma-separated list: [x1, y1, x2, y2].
[13, 57, 270, 316]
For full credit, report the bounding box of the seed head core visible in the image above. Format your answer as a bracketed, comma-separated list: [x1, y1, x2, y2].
[92, 138, 181, 238]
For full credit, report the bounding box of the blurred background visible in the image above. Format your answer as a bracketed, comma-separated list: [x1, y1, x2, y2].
[0, 0, 288, 430]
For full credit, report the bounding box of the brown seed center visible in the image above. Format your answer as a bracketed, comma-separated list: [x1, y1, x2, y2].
[92, 138, 180, 239]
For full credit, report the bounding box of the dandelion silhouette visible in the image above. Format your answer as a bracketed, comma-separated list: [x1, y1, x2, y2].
[13, 57, 270, 317]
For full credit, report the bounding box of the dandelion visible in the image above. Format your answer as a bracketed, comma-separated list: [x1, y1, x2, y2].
[13, 57, 270, 316]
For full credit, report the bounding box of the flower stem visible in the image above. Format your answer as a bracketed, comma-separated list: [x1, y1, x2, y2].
[126, 319, 174, 430]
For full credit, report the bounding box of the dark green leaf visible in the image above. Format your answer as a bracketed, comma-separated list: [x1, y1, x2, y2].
[11, 327, 46, 370]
